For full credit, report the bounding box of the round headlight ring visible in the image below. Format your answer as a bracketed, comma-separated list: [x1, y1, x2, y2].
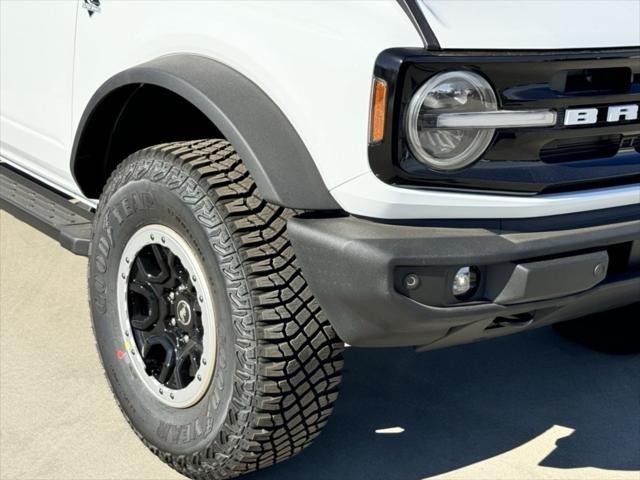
[405, 70, 498, 171]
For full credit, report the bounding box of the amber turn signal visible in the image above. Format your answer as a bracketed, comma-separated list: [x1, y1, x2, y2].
[369, 78, 387, 144]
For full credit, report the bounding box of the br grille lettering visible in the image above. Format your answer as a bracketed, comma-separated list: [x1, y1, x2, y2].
[564, 104, 639, 126]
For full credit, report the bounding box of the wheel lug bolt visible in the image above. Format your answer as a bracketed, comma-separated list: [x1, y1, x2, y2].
[159, 388, 163, 395]
[130, 349, 135, 356]
[121, 273, 125, 279]
[125, 257, 130, 264]
[161, 236, 166, 244]
[202, 358, 207, 366]
[197, 374, 202, 381]
[191, 275, 196, 282]
[170, 393, 175, 399]
[150, 234, 155, 241]
[125, 331, 129, 337]
[199, 296, 203, 303]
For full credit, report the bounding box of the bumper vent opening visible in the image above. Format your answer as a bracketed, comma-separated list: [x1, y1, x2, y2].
[486, 313, 535, 330]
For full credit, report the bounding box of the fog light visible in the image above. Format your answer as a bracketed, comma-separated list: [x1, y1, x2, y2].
[452, 266, 479, 299]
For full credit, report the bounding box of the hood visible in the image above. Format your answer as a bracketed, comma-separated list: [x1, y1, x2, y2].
[417, 0, 640, 50]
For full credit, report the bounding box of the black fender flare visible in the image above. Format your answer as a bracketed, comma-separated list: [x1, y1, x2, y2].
[71, 54, 340, 210]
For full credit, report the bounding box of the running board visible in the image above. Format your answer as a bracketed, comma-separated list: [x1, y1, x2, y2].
[0, 164, 93, 256]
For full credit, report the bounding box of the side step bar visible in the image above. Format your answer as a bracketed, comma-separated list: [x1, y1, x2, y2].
[0, 164, 93, 256]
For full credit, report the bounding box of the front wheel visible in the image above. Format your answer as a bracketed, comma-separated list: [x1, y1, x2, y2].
[88, 139, 344, 479]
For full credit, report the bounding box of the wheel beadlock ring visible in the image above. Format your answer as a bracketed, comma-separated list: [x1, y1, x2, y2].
[116, 224, 216, 408]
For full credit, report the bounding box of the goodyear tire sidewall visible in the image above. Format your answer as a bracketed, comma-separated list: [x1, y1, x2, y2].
[89, 176, 237, 455]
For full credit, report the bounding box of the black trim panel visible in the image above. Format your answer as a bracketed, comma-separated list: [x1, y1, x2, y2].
[71, 55, 340, 210]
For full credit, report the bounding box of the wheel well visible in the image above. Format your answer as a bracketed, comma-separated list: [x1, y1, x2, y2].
[73, 84, 222, 199]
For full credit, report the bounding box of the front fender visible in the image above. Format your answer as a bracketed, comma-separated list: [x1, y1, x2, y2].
[71, 54, 340, 209]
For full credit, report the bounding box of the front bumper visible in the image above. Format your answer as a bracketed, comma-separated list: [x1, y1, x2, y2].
[288, 206, 640, 349]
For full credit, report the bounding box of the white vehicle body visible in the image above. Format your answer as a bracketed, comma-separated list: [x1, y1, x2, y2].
[2, 0, 639, 219]
[417, 0, 640, 49]
[1, 3, 639, 478]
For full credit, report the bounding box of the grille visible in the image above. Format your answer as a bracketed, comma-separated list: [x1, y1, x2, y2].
[540, 135, 622, 164]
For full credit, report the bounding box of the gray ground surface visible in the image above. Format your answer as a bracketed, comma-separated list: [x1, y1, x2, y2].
[1, 210, 638, 480]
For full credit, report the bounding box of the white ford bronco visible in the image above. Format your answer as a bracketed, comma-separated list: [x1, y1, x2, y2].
[1, 1, 639, 478]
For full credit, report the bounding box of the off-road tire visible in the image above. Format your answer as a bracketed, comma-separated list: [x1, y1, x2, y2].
[88, 139, 344, 479]
[553, 303, 640, 354]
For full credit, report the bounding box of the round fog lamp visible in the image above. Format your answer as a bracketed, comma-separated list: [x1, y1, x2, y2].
[452, 266, 480, 299]
[405, 71, 498, 171]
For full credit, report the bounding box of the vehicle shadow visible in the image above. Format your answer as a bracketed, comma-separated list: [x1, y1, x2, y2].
[244, 325, 640, 480]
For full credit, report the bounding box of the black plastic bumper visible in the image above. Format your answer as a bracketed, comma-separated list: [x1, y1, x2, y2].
[288, 210, 640, 349]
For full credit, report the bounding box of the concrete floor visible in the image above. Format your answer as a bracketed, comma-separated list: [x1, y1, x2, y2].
[0, 209, 638, 480]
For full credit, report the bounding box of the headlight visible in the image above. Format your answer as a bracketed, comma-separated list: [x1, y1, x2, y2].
[405, 71, 498, 171]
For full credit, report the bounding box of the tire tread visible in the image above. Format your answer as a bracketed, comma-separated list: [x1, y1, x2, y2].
[93, 139, 343, 479]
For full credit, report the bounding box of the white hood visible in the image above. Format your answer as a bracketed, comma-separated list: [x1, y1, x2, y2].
[418, 0, 640, 50]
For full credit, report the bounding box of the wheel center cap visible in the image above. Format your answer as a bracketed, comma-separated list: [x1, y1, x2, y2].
[176, 299, 192, 326]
